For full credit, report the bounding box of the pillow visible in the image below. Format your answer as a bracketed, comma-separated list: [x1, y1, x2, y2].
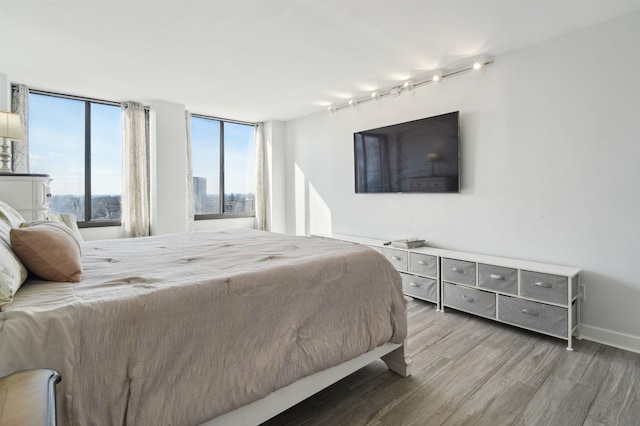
[0, 239, 28, 310]
[10, 221, 83, 282]
[48, 212, 84, 242]
[0, 200, 25, 228]
[0, 220, 13, 246]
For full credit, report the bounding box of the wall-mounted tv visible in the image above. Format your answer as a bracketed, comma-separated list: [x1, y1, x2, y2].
[354, 111, 460, 193]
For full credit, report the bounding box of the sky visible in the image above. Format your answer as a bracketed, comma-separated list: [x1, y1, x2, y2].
[29, 93, 121, 195]
[29, 94, 256, 197]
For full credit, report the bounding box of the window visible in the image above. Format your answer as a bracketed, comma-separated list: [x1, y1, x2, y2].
[191, 116, 255, 218]
[29, 92, 122, 226]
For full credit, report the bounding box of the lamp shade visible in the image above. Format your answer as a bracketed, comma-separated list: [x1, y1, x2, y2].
[0, 111, 27, 141]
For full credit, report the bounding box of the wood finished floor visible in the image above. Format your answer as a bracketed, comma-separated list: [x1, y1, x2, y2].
[262, 299, 640, 426]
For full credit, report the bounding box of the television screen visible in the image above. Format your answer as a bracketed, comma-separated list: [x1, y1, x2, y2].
[354, 111, 460, 193]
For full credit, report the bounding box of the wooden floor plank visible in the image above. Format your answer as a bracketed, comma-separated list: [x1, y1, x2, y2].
[513, 375, 597, 426]
[263, 300, 640, 426]
[584, 346, 640, 425]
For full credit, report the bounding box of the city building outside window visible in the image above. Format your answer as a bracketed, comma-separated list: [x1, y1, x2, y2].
[191, 115, 255, 219]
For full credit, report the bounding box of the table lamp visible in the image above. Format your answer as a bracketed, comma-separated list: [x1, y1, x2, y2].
[0, 111, 27, 173]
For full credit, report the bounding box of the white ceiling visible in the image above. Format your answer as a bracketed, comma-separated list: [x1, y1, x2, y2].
[2, 0, 640, 122]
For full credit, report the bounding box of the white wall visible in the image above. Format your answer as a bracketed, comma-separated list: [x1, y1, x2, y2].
[284, 12, 640, 350]
[149, 101, 189, 235]
[265, 120, 287, 233]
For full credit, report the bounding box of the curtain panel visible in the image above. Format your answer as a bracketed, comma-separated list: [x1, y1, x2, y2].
[254, 122, 267, 231]
[10, 84, 29, 173]
[121, 101, 150, 237]
[185, 111, 194, 232]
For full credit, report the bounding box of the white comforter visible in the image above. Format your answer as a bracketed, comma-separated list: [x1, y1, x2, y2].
[0, 229, 406, 425]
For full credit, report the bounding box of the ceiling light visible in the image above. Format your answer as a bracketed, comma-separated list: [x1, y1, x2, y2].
[390, 86, 401, 97]
[348, 98, 358, 108]
[327, 105, 337, 113]
[432, 73, 442, 83]
[403, 80, 414, 91]
[473, 61, 484, 70]
[371, 90, 381, 101]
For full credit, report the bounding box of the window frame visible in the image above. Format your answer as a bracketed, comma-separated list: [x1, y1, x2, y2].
[28, 89, 123, 228]
[191, 114, 256, 220]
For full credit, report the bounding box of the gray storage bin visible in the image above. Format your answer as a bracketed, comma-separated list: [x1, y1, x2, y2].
[443, 282, 496, 319]
[442, 258, 476, 286]
[478, 263, 518, 295]
[498, 295, 568, 337]
[521, 270, 568, 305]
[409, 253, 437, 277]
[384, 248, 408, 271]
[401, 273, 437, 303]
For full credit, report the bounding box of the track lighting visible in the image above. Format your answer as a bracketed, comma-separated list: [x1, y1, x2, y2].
[325, 57, 492, 113]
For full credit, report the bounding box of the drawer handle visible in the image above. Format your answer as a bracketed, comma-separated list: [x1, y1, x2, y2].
[417, 260, 428, 265]
[490, 274, 505, 280]
[521, 308, 541, 317]
[392, 256, 402, 261]
[46, 193, 52, 198]
[452, 267, 464, 273]
[532, 281, 552, 288]
[409, 282, 422, 288]
[460, 294, 475, 303]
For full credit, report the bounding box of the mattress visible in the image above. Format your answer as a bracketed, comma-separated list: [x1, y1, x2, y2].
[0, 228, 406, 425]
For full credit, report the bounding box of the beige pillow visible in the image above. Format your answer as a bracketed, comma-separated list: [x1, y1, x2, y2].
[0, 238, 28, 310]
[0, 200, 25, 228]
[10, 221, 83, 283]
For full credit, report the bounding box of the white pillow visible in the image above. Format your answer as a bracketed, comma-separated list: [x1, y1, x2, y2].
[0, 200, 25, 228]
[0, 238, 28, 310]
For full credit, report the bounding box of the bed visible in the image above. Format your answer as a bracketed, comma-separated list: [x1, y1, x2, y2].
[0, 226, 410, 425]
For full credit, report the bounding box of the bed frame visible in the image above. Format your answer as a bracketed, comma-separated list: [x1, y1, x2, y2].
[202, 342, 412, 426]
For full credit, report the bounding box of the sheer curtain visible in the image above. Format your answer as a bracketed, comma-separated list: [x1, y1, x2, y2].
[121, 101, 149, 237]
[10, 84, 29, 173]
[185, 111, 194, 232]
[254, 122, 267, 231]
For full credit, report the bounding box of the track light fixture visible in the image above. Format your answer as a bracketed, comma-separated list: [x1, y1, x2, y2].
[326, 57, 493, 113]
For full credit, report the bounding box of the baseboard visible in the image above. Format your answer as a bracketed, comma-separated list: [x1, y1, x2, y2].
[580, 324, 640, 354]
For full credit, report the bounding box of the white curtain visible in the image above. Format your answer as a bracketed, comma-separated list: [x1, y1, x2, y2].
[254, 122, 267, 231]
[185, 111, 194, 232]
[121, 101, 149, 237]
[10, 84, 29, 173]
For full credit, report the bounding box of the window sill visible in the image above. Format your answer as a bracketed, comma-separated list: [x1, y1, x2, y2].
[195, 214, 255, 221]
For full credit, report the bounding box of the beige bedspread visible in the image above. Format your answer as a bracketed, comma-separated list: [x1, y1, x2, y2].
[0, 229, 406, 425]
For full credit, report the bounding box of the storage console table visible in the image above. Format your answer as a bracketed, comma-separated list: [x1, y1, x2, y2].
[313, 233, 580, 350]
[0, 173, 52, 221]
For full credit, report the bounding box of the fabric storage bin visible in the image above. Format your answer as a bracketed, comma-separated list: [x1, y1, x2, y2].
[401, 273, 437, 303]
[498, 295, 568, 337]
[521, 270, 568, 305]
[478, 263, 518, 295]
[443, 282, 496, 319]
[442, 258, 476, 286]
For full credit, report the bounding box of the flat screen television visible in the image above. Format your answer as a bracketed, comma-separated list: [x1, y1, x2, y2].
[354, 111, 460, 193]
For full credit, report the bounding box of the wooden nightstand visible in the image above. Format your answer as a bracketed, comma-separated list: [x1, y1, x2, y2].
[0, 369, 60, 426]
